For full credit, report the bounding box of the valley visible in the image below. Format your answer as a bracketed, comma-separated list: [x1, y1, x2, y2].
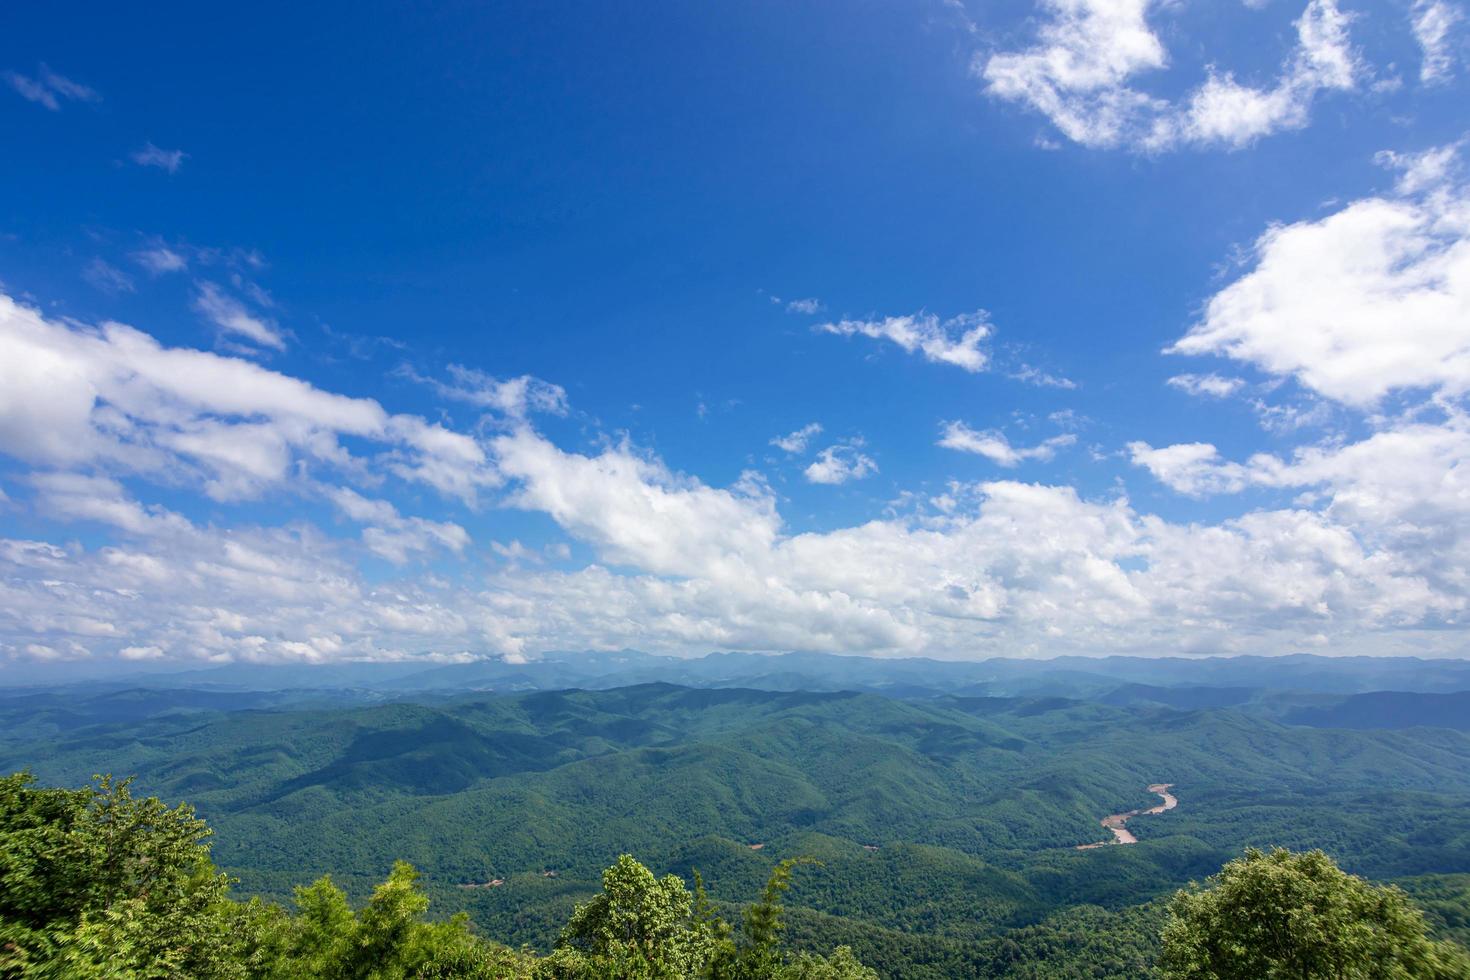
[3, 653, 1469, 977]
[1077, 783, 1178, 849]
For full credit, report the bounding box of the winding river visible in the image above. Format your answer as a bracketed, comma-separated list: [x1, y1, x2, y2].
[1076, 783, 1177, 849]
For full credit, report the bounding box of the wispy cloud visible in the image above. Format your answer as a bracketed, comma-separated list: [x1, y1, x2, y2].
[1167, 373, 1244, 398]
[131, 246, 188, 275]
[398, 363, 568, 420]
[193, 281, 285, 350]
[1412, 0, 1463, 83]
[1010, 364, 1077, 389]
[817, 310, 992, 372]
[771, 422, 823, 454]
[130, 142, 187, 174]
[3, 64, 98, 111]
[786, 297, 823, 314]
[937, 422, 1075, 466]
[82, 259, 135, 295]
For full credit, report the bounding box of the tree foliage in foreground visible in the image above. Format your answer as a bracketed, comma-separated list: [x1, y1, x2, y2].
[0, 773, 873, 979]
[1159, 847, 1470, 980]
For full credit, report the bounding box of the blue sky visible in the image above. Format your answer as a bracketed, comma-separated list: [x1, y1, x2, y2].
[2, 0, 1469, 667]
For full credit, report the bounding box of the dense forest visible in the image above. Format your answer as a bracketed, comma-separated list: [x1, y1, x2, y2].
[3, 662, 1470, 977]
[3, 772, 1468, 978]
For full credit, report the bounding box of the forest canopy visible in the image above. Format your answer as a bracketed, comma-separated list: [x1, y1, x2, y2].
[0, 772, 873, 979]
[3, 772, 1468, 978]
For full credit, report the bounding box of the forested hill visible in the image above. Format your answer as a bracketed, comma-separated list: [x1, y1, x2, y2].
[3, 679, 1470, 976]
[7, 650, 1470, 699]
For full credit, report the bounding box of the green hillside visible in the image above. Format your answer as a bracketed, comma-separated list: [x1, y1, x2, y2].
[4, 681, 1470, 976]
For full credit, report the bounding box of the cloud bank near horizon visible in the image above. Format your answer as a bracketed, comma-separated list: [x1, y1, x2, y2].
[5, 142, 1470, 666]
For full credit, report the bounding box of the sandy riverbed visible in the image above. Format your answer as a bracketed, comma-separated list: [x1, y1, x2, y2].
[1076, 783, 1177, 850]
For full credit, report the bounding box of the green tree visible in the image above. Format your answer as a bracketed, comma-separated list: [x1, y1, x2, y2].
[0, 772, 245, 979]
[709, 859, 875, 980]
[773, 947, 877, 980]
[262, 863, 534, 980]
[545, 854, 721, 979]
[1160, 848, 1470, 980]
[710, 858, 812, 980]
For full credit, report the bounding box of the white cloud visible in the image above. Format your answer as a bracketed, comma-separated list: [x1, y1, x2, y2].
[1377, 142, 1463, 195]
[1412, 0, 1463, 83]
[981, 0, 1170, 148]
[786, 297, 823, 314]
[403, 364, 568, 419]
[0, 293, 500, 504]
[326, 486, 469, 564]
[771, 422, 823, 454]
[119, 645, 165, 661]
[1173, 0, 1358, 149]
[193, 281, 285, 350]
[938, 422, 1076, 466]
[490, 539, 541, 564]
[3, 65, 98, 111]
[804, 443, 879, 485]
[1128, 441, 1258, 495]
[0, 521, 503, 665]
[1167, 373, 1245, 398]
[83, 259, 135, 295]
[5, 417, 1470, 663]
[130, 143, 187, 174]
[7, 277, 1470, 663]
[817, 310, 991, 371]
[28, 472, 194, 536]
[1132, 416, 1470, 599]
[1170, 144, 1470, 406]
[1010, 364, 1077, 389]
[131, 247, 188, 275]
[493, 429, 781, 580]
[980, 0, 1360, 151]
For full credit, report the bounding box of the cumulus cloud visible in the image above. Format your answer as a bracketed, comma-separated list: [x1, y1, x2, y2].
[0, 293, 499, 504]
[1171, 0, 1357, 149]
[804, 443, 879, 485]
[938, 422, 1076, 466]
[1131, 416, 1470, 600]
[980, 0, 1360, 151]
[130, 143, 187, 173]
[1138, 144, 1470, 618]
[4, 414, 1469, 664]
[3, 64, 98, 110]
[771, 422, 823, 454]
[980, 0, 1169, 148]
[816, 310, 991, 371]
[1169, 143, 1470, 406]
[478, 434, 1464, 656]
[786, 297, 823, 314]
[7, 278, 1470, 665]
[28, 472, 194, 537]
[326, 486, 469, 564]
[1129, 441, 1258, 495]
[493, 429, 781, 580]
[0, 521, 503, 665]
